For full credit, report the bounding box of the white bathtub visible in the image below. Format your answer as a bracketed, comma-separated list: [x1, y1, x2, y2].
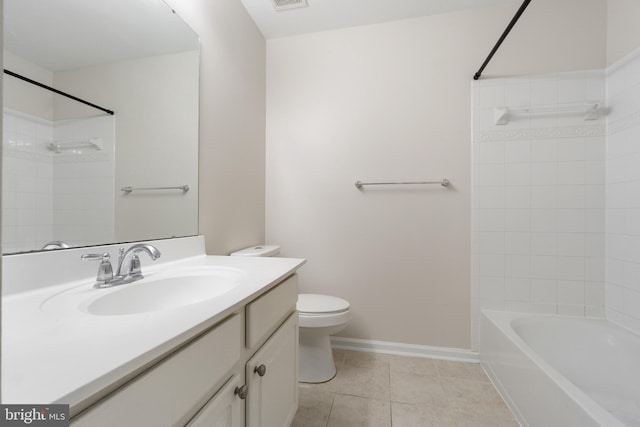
[480, 310, 640, 427]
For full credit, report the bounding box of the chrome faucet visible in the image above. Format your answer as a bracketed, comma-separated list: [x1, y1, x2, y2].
[116, 243, 162, 281]
[82, 243, 161, 288]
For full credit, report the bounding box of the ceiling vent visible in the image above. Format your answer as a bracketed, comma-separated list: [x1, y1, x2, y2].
[272, 0, 308, 11]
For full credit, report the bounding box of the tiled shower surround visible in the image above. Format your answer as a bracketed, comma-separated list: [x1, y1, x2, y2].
[471, 70, 607, 349]
[472, 46, 640, 346]
[2, 110, 115, 253]
[605, 48, 640, 333]
[3, 111, 53, 252]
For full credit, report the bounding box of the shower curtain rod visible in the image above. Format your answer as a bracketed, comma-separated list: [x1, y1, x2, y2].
[3, 69, 115, 115]
[473, 0, 531, 80]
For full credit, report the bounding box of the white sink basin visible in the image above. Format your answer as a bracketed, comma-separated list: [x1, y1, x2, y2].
[41, 267, 246, 316]
[87, 274, 239, 315]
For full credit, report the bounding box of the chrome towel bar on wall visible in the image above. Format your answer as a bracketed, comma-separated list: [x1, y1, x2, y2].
[121, 185, 190, 193]
[354, 179, 450, 189]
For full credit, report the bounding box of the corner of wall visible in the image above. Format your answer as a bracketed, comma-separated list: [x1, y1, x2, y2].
[170, 0, 267, 255]
[606, 0, 640, 66]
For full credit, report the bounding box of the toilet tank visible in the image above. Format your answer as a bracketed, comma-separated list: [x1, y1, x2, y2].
[229, 245, 280, 257]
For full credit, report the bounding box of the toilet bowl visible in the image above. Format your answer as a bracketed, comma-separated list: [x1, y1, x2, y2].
[297, 293, 350, 382]
[230, 245, 351, 383]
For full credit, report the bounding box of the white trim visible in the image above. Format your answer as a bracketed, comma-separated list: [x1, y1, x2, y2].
[330, 336, 479, 363]
[4, 107, 53, 125]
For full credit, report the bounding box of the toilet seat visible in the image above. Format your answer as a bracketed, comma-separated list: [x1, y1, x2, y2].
[297, 294, 350, 329]
[297, 294, 349, 315]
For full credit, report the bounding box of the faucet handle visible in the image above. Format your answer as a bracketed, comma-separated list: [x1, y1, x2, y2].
[81, 252, 114, 287]
[128, 254, 143, 281]
[81, 252, 110, 262]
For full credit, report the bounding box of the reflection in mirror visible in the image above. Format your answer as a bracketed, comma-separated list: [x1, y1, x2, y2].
[3, 0, 200, 255]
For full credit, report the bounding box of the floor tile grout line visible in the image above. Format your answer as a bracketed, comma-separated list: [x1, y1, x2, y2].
[387, 359, 392, 427]
[324, 392, 336, 427]
[297, 350, 517, 427]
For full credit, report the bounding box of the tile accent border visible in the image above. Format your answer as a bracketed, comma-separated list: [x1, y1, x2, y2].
[476, 124, 606, 142]
[608, 110, 640, 135]
[330, 336, 480, 363]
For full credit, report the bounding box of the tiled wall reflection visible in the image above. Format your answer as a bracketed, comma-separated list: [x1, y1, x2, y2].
[3, 111, 54, 252]
[52, 116, 115, 248]
[2, 110, 115, 253]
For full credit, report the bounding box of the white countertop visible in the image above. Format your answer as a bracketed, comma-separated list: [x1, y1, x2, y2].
[2, 237, 305, 414]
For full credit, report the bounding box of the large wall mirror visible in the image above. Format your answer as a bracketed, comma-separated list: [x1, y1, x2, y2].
[3, 0, 199, 255]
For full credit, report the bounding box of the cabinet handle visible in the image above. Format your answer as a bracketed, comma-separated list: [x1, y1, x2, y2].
[254, 364, 267, 377]
[234, 384, 248, 400]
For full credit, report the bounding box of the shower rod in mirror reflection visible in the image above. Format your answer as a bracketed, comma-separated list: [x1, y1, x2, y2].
[121, 185, 190, 193]
[4, 69, 115, 115]
[48, 138, 103, 153]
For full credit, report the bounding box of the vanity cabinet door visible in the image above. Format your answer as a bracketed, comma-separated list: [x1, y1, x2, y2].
[71, 314, 242, 426]
[186, 374, 245, 427]
[246, 312, 298, 427]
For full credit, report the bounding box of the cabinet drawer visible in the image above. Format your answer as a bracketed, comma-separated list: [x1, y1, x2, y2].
[246, 275, 298, 349]
[72, 314, 242, 427]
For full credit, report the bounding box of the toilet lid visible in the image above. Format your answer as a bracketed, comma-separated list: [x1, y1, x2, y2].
[297, 294, 350, 314]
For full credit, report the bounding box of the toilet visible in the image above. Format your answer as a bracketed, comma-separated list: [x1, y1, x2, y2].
[230, 245, 350, 383]
[296, 293, 350, 382]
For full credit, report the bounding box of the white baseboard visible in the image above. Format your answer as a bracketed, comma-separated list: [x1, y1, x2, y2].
[330, 336, 479, 363]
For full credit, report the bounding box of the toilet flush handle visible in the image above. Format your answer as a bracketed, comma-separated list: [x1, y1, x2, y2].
[254, 364, 267, 377]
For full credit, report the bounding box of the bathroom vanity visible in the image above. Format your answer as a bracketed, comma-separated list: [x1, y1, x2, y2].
[2, 236, 305, 427]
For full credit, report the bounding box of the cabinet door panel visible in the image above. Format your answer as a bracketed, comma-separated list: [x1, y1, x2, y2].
[186, 374, 244, 427]
[71, 314, 242, 426]
[246, 313, 298, 427]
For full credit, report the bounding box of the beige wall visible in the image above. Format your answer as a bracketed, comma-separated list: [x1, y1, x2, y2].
[266, 1, 606, 349]
[607, 0, 640, 65]
[168, 0, 267, 255]
[480, 0, 606, 77]
[3, 50, 53, 120]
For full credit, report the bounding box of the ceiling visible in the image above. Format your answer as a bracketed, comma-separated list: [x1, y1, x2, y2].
[240, 0, 520, 39]
[4, 0, 198, 71]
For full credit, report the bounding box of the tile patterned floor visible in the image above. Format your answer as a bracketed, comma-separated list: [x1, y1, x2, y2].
[291, 349, 519, 427]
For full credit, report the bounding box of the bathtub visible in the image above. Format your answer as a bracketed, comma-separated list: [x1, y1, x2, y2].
[480, 310, 640, 427]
